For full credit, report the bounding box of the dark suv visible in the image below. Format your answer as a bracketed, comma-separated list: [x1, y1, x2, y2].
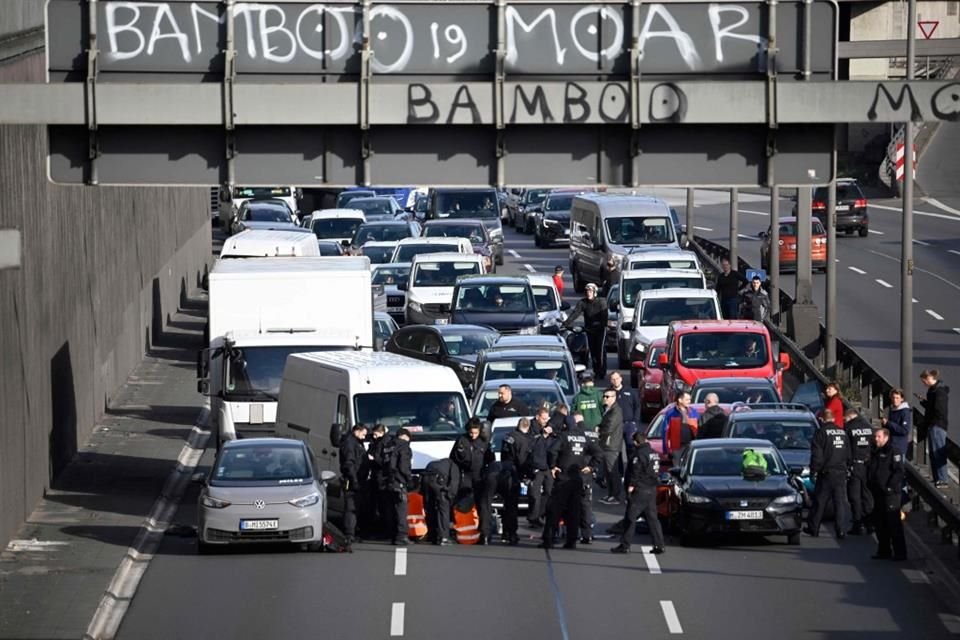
[793, 179, 868, 237]
[534, 192, 577, 248]
[427, 188, 505, 265]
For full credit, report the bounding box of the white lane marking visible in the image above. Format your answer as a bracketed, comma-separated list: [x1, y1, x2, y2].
[938, 613, 960, 634]
[871, 250, 960, 293]
[926, 198, 960, 217]
[394, 548, 407, 576]
[848, 266, 867, 275]
[926, 309, 945, 321]
[953, 328, 960, 335]
[660, 601, 684, 634]
[914, 239, 932, 247]
[868, 229, 885, 235]
[641, 546, 662, 575]
[508, 249, 521, 259]
[693, 226, 713, 232]
[875, 279, 893, 288]
[901, 568, 932, 584]
[739, 209, 769, 217]
[948, 250, 960, 258]
[913, 298, 919, 304]
[736, 234, 757, 241]
[871, 202, 960, 222]
[524, 264, 536, 273]
[390, 602, 405, 636]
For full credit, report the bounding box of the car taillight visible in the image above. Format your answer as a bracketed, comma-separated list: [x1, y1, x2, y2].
[854, 198, 867, 208]
[812, 200, 826, 210]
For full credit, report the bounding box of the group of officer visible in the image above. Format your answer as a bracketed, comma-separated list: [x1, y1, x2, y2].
[805, 406, 907, 561]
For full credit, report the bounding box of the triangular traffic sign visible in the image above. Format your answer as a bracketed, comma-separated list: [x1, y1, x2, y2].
[918, 20, 939, 40]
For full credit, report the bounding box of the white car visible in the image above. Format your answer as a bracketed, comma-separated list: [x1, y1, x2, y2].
[404, 252, 485, 325]
[390, 237, 473, 263]
[307, 209, 366, 247]
[525, 273, 570, 333]
[630, 288, 721, 363]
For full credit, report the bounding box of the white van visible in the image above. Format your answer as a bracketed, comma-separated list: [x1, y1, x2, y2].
[307, 209, 366, 247]
[615, 268, 708, 367]
[629, 288, 720, 363]
[390, 237, 473, 263]
[276, 351, 471, 476]
[404, 252, 485, 325]
[624, 248, 702, 272]
[219, 229, 320, 259]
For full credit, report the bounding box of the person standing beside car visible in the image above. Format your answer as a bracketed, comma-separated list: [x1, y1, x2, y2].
[420, 457, 461, 546]
[697, 393, 727, 439]
[867, 427, 906, 560]
[500, 418, 535, 546]
[739, 275, 770, 322]
[843, 408, 875, 536]
[597, 389, 625, 505]
[609, 371, 641, 455]
[881, 388, 912, 458]
[917, 369, 950, 488]
[564, 283, 609, 379]
[820, 381, 846, 428]
[805, 409, 851, 539]
[572, 372, 604, 430]
[553, 265, 565, 298]
[716, 258, 743, 320]
[528, 422, 559, 528]
[388, 429, 413, 546]
[486, 384, 530, 425]
[339, 423, 369, 545]
[610, 432, 665, 555]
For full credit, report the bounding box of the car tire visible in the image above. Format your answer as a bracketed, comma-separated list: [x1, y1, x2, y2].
[858, 226, 868, 237]
[787, 531, 801, 546]
[573, 266, 585, 294]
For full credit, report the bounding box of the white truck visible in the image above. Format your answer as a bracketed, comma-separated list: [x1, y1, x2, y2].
[199, 257, 376, 445]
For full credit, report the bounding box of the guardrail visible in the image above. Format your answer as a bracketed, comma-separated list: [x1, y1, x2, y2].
[690, 235, 960, 556]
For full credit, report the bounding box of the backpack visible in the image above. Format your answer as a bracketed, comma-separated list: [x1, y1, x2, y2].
[742, 449, 768, 480]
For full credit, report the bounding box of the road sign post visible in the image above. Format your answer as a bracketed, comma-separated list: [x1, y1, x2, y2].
[902, 0, 918, 397]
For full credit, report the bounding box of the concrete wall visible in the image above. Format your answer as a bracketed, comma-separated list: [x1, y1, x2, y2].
[0, 52, 211, 547]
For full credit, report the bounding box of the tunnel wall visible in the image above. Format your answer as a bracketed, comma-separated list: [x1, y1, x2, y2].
[0, 51, 211, 547]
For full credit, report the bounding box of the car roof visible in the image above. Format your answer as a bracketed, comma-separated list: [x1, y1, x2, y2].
[638, 287, 715, 300]
[627, 248, 697, 259]
[359, 220, 408, 226]
[670, 319, 766, 332]
[432, 187, 497, 193]
[573, 193, 671, 217]
[477, 378, 565, 390]
[423, 219, 484, 226]
[482, 348, 569, 360]
[362, 241, 400, 248]
[245, 198, 289, 208]
[622, 268, 704, 280]
[492, 335, 566, 348]
[350, 196, 394, 203]
[688, 438, 778, 449]
[312, 208, 364, 218]
[223, 438, 306, 450]
[456, 275, 530, 285]
[397, 323, 495, 335]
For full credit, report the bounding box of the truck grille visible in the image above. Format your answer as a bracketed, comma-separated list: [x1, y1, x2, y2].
[423, 303, 451, 315]
[387, 295, 405, 307]
[206, 526, 313, 543]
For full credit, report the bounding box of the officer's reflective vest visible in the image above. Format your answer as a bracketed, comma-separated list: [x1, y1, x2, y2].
[407, 491, 428, 539]
[451, 506, 480, 544]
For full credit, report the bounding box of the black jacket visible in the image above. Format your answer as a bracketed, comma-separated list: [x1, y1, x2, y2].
[370, 435, 394, 490]
[922, 381, 949, 430]
[846, 416, 874, 463]
[810, 423, 851, 474]
[867, 442, 904, 510]
[613, 386, 641, 424]
[565, 296, 609, 332]
[741, 286, 770, 322]
[548, 426, 604, 477]
[549, 411, 576, 432]
[531, 432, 559, 471]
[501, 428, 535, 475]
[388, 438, 413, 492]
[339, 434, 368, 489]
[450, 435, 494, 485]
[420, 458, 461, 497]
[715, 271, 743, 301]
[597, 403, 624, 452]
[626, 442, 660, 490]
[697, 405, 727, 439]
[486, 398, 531, 424]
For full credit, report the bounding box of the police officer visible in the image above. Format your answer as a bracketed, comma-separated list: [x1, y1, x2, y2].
[501, 418, 535, 545]
[387, 428, 413, 546]
[867, 427, 907, 560]
[539, 420, 603, 550]
[564, 283, 610, 380]
[611, 432, 665, 554]
[579, 415, 600, 543]
[527, 422, 558, 528]
[420, 457, 461, 546]
[368, 423, 392, 539]
[339, 423, 369, 545]
[450, 418, 495, 544]
[805, 409, 851, 538]
[486, 384, 530, 424]
[844, 408, 875, 535]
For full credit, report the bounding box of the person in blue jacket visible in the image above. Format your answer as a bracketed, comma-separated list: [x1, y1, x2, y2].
[881, 388, 912, 458]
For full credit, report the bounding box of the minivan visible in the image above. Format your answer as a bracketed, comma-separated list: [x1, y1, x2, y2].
[403, 252, 485, 325]
[450, 275, 539, 336]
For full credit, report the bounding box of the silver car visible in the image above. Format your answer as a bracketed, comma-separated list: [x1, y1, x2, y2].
[197, 438, 335, 553]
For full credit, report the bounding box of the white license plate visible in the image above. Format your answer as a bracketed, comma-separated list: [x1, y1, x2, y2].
[836, 204, 850, 211]
[434, 318, 449, 325]
[563, 229, 570, 236]
[240, 519, 279, 530]
[725, 510, 764, 521]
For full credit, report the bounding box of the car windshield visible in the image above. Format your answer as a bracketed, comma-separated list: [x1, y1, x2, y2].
[353, 224, 411, 245]
[437, 192, 499, 218]
[638, 298, 717, 326]
[523, 189, 549, 205]
[235, 187, 291, 199]
[442, 330, 498, 356]
[362, 245, 395, 264]
[317, 242, 342, 256]
[690, 446, 785, 476]
[622, 277, 703, 307]
[372, 265, 411, 288]
[351, 199, 395, 216]
[545, 195, 575, 211]
[354, 392, 468, 438]
[394, 244, 459, 262]
[211, 445, 311, 485]
[455, 284, 535, 313]
[337, 191, 375, 207]
[627, 258, 697, 270]
[412, 261, 481, 287]
[678, 331, 770, 369]
[693, 385, 779, 405]
[483, 359, 574, 393]
[475, 387, 563, 417]
[245, 206, 291, 222]
[605, 216, 675, 245]
[225, 346, 336, 399]
[531, 286, 558, 312]
[731, 419, 816, 450]
[424, 224, 486, 244]
[311, 217, 363, 239]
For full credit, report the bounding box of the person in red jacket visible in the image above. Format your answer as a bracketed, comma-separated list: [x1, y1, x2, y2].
[820, 381, 845, 428]
[553, 266, 565, 298]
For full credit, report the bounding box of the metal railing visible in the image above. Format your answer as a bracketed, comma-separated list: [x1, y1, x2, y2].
[691, 235, 960, 556]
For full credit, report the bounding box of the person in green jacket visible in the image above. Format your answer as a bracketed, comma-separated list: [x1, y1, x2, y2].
[572, 373, 604, 430]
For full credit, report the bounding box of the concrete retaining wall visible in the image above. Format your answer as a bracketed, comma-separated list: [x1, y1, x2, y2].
[0, 52, 211, 547]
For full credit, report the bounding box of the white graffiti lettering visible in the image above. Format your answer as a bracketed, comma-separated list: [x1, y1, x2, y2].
[258, 5, 296, 63]
[569, 6, 623, 63]
[431, 22, 468, 64]
[190, 3, 222, 57]
[505, 7, 566, 66]
[637, 4, 702, 71]
[708, 4, 765, 63]
[369, 5, 414, 73]
[105, 3, 145, 61]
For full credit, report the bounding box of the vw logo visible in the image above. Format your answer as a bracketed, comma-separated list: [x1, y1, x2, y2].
[254, 499, 266, 510]
[739, 500, 749, 508]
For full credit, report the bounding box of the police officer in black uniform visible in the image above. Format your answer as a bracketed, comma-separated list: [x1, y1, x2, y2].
[611, 432, 665, 554]
[387, 428, 413, 546]
[805, 409, 851, 538]
[450, 418, 496, 544]
[420, 457, 461, 545]
[368, 424, 392, 539]
[539, 420, 603, 550]
[527, 422, 558, 528]
[486, 384, 530, 424]
[844, 408, 875, 535]
[578, 416, 600, 544]
[339, 423, 369, 545]
[867, 427, 907, 560]
[501, 418, 534, 545]
[564, 282, 610, 379]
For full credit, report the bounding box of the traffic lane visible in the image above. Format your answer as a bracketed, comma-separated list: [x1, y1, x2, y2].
[917, 117, 960, 209]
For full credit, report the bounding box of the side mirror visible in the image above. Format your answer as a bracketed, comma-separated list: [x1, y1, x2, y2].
[574, 363, 587, 374]
[329, 422, 345, 448]
[593, 239, 604, 251]
[319, 470, 337, 483]
[621, 321, 633, 332]
[196, 348, 210, 380]
[610, 300, 620, 312]
[658, 353, 669, 367]
[779, 352, 791, 371]
[560, 300, 571, 311]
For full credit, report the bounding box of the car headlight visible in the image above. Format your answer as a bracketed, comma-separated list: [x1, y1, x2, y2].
[644, 382, 661, 390]
[543, 219, 559, 227]
[789, 243, 797, 250]
[289, 493, 321, 508]
[408, 301, 422, 313]
[609, 254, 623, 266]
[771, 494, 803, 506]
[685, 494, 711, 504]
[518, 326, 539, 336]
[489, 229, 504, 241]
[201, 494, 231, 509]
[459, 364, 475, 375]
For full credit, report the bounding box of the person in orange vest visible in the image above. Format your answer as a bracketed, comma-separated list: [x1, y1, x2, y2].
[661, 391, 699, 466]
[450, 419, 495, 544]
[339, 423, 369, 547]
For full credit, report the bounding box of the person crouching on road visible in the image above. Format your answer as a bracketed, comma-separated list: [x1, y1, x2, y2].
[867, 427, 906, 561]
[820, 381, 845, 427]
[420, 457, 461, 546]
[527, 422, 559, 528]
[598, 388, 625, 505]
[611, 432, 665, 555]
[500, 418, 535, 546]
[368, 423, 392, 539]
[844, 408, 875, 535]
[450, 418, 495, 544]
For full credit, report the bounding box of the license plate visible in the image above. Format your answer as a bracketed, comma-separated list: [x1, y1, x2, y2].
[240, 519, 279, 530]
[563, 229, 570, 236]
[837, 204, 850, 211]
[434, 318, 449, 325]
[725, 510, 764, 521]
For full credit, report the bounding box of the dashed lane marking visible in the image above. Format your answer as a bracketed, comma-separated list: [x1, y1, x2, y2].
[390, 602, 405, 637]
[875, 279, 893, 288]
[641, 546, 662, 575]
[660, 601, 684, 634]
[914, 298, 919, 304]
[508, 249, 521, 258]
[926, 309, 945, 321]
[848, 267, 867, 275]
[868, 229, 885, 235]
[914, 239, 932, 247]
[902, 568, 932, 584]
[394, 548, 407, 576]
[524, 264, 536, 273]
[693, 226, 713, 232]
[871, 202, 960, 222]
[949, 250, 960, 258]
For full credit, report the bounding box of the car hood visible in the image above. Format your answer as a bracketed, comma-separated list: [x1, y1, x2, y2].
[689, 475, 794, 498]
[206, 482, 319, 503]
[633, 326, 669, 345]
[538, 309, 566, 324]
[451, 310, 538, 330]
[777, 449, 811, 469]
[408, 287, 455, 303]
[644, 369, 664, 384]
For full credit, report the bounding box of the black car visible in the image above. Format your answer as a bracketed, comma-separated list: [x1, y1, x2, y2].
[534, 192, 576, 248]
[350, 221, 420, 249]
[793, 179, 869, 237]
[348, 196, 404, 221]
[384, 324, 499, 391]
[450, 275, 539, 337]
[422, 219, 495, 273]
[512, 188, 550, 229]
[427, 188, 505, 265]
[317, 240, 345, 256]
[669, 438, 805, 546]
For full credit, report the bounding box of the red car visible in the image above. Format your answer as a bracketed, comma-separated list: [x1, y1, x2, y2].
[631, 339, 668, 420]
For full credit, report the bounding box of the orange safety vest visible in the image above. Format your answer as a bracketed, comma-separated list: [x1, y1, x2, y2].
[407, 491, 428, 539]
[451, 506, 480, 544]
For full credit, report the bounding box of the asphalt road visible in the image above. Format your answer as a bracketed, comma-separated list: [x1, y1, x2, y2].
[116, 224, 960, 640]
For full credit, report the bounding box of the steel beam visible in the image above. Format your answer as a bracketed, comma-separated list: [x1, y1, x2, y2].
[729, 188, 739, 270]
[769, 186, 781, 322]
[825, 174, 837, 369]
[686, 188, 695, 246]
[795, 186, 814, 304]
[838, 38, 960, 59]
[901, 0, 917, 396]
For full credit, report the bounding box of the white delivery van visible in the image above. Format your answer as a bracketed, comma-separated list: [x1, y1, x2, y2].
[276, 351, 470, 475]
[307, 209, 366, 247]
[629, 287, 720, 364]
[615, 268, 707, 368]
[404, 252, 484, 325]
[219, 229, 320, 259]
[200, 257, 376, 445]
